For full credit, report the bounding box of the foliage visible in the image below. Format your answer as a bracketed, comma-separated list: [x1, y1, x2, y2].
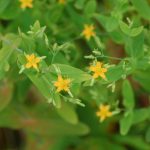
[0, 0, 150, 149]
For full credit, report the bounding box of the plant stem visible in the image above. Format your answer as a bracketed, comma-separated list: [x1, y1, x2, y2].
[96, 55, 125, 60]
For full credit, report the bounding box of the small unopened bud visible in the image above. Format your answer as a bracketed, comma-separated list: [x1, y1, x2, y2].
[84, 55, 95, 59]
[93, 50, 101, 55]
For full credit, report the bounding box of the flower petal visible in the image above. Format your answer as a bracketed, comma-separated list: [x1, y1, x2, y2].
[25, 63, 32, 68]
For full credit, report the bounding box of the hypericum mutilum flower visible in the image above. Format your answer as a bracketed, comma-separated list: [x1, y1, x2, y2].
[89, 61, 107, 79]
[20, 0, 33, 9]
[25, 54, 41, 70]
[96, 104, 112, 122]
[54, 75, 71, 92]
[82, 24, 95, 40]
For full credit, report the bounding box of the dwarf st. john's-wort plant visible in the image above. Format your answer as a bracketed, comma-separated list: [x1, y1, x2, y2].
[0, 0, 150, 149]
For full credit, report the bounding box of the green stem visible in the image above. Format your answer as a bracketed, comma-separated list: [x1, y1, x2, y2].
[96, 55, 125, 61]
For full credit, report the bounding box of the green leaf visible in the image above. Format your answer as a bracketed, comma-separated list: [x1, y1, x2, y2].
[119, 21, 143, 37]
[106, 17, 119, 32]
[120, 111, 133, 135]
[132, 32, 144, 57]
[94, 14, 108, 28]
[114, 135, 150, 150]
[0, 0, 20, 19]
[50, 64, 92, 83]
[134, 70, 150, 93]
[106, 64, 125, 82]
[132, 108, 150, 125]
[122, 80, 135, 109]
[94, 14, 118, 32]
[119, 21, 130, 35]
[110, 30, 125, 44]
[130, 26, 143, 37]
[84, 0, 97, 18]
[19, 32, 36, 53]
[75, 0, 86, 9]
[66, 5, 86, 27]
[0, 81, 13, 111]
[24, 72, 53, 100]
[0, 0, 10, 14]
[125, 32, 144, 57]
[0, 35, 21, 79]
[30, 20, 41, 32]
[132, 0, 150, 20]
[46, 5, 64, 24]
[56, 102, 78, 124]
[53, 94, 62, 108]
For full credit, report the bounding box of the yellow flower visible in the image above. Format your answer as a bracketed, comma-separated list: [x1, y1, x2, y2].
[89, 61, 107, 79]
[54, 75, 71, 92]
[20, 0, 33, 9]
[96, 104, 112, 122]
[82, 24, 95, 40]
[58, 0, 66, 4]
[25, 54, 41, 70]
